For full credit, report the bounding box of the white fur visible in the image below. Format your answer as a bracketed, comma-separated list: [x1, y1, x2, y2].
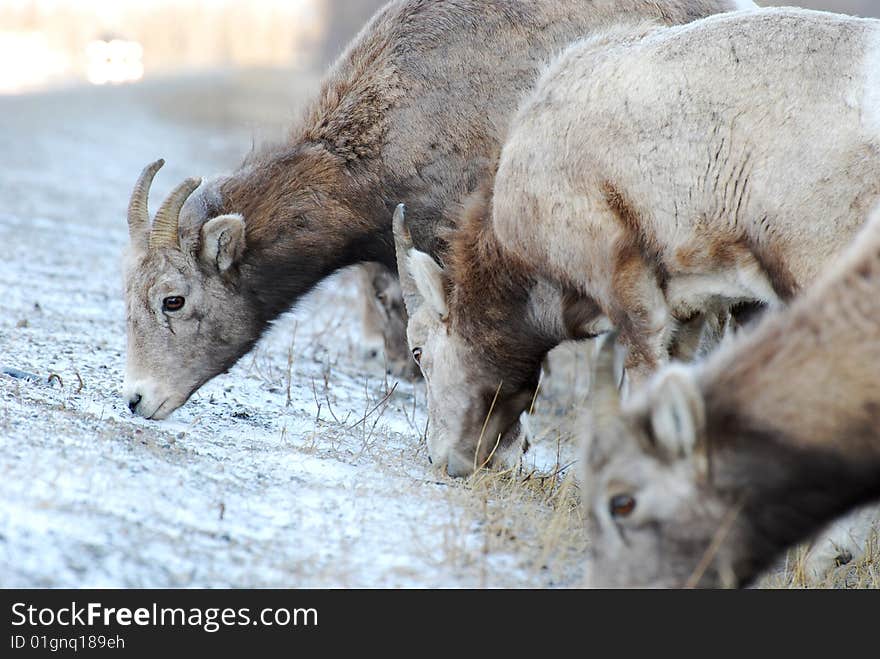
[666, 264, 782, 319]
[407, 249, 448, 319]
[803, 505, 879, 583]
[495, 9, 880, 379]
[201, 214, 245, 273]
[862, 27, 880, 139]
[648, 366, 703, 459]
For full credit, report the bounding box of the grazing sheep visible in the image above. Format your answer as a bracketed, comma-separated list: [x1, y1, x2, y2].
[396, 7, 880, 476]
[121, 0, 747, 419]
[495, 7, 880, 379]
[582, 206, 880, 588]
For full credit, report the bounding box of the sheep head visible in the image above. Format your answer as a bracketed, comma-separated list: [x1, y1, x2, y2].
[122, 159, 260, 420]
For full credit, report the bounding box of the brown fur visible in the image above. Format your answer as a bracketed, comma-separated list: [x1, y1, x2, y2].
[445, 175, 557, 382]
[745, 234, 801, 301]
[708, 318, 880, 580]
[204, 0, 743, 332]
[218, 143, 391, 323]
[562, 291, 606, 340]
[602, 181, 668, 291]
[128, 0, 745, 421]
[702, 234, 880, 457]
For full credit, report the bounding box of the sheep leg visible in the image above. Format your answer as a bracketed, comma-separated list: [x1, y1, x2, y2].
[356, 263, 387, 361]
[607, 251, 673, 385]
[668, 312, 708, 362]
[669, 305, 730, 362]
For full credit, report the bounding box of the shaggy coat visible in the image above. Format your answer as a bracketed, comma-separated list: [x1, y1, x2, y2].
[398, 7, 880, 477]
[583, 204, 880, 587]
[494, 8, 880, 378]
[123, 0, 745, 419]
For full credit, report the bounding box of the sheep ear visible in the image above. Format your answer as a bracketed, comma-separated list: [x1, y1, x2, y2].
[406, 249, 449, 319]
[200, 214, 245, 273]
[647, 366, 706, 464]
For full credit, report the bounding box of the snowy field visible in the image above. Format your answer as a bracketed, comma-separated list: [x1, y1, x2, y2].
[0, 71, 589, 588]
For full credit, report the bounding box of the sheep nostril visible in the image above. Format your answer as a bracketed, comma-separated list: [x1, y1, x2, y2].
[128, 394, 142, 413]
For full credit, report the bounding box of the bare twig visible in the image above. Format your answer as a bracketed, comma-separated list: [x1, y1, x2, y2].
[685, 499, 744, 589]
[285, 321, 299, 407]
[311, 378, 323, 424]
[348, 381, 397, 431]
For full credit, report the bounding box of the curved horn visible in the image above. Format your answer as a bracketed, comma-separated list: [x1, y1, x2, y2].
[392, 203, 424, 314]
[149, 176, 202, 251]
[128, 159, 164, 247]
[590, 331, 622, 421]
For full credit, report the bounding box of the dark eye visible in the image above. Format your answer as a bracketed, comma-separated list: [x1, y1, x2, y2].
[162, 296, 185, 312]
[609, 494, 636, 519]
[412, 347, 423, 364]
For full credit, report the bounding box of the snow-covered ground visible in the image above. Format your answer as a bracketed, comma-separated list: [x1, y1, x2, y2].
[0, 70, 588, 588]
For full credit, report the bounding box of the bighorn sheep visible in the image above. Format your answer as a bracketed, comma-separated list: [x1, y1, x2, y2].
[122, 0, 747, 419]
[395, 7, 880, 476]
[582, 205, 880, 588]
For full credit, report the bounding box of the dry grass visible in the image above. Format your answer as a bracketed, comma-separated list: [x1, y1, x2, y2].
[761, 529, 880, 589]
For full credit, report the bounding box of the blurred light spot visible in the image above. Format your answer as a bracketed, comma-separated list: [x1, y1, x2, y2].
[0, 31, 70, 94]
[86, 39, 144, 85]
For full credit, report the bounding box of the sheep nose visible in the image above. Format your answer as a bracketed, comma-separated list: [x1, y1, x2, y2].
[128, 393, 143, 413]
[445, 453, 474, 479]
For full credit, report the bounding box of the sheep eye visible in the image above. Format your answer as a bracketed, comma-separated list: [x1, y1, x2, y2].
[609, 494, 636, 519]
[162, 296, 185, 312]
[411, 347, 423, 364]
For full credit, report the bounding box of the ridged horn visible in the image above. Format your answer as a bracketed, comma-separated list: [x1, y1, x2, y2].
[392, 203, 424, 314]
[127, 159, 164, 247]
[148, 176, 202, 251]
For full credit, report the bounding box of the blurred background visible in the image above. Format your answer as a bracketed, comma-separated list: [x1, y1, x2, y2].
[0, 0, 877, 96]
